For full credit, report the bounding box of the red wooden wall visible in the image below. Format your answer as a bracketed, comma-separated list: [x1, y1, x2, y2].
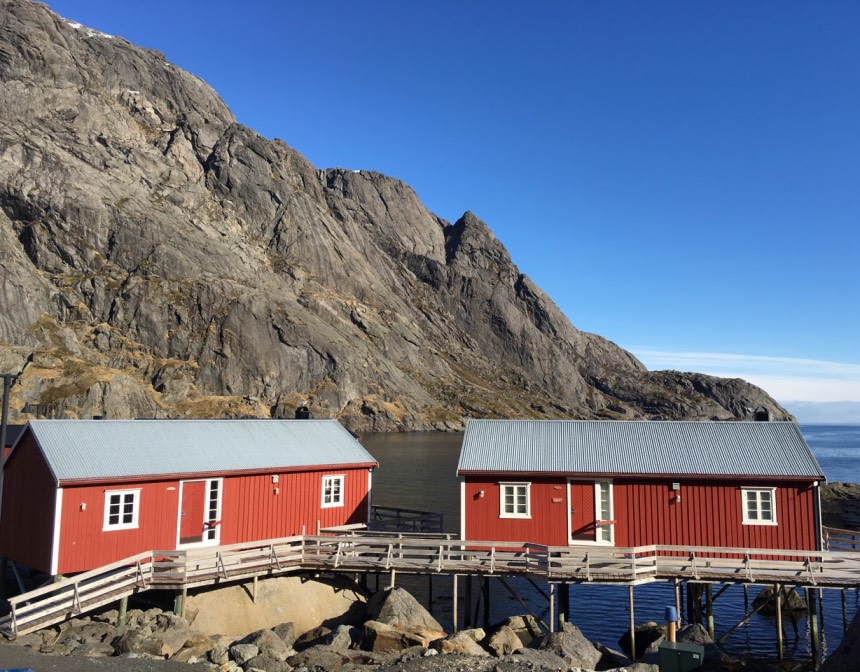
[462, 475, 819, 551]
[0, 435, 57, 572]
[1, 440, 372, 575]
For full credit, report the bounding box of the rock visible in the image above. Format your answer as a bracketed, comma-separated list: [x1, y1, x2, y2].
[362, 620, 443, 652]
[432, 629, 489, 656]
[528, 623, 601, 670]
[272, 622, 299, 649]
[500, 648, 572, 671]
[496, 615, 542, 647]
[230, 643, 261, 665]
[241, 628, 294, 661]
[0, 0, 789, 430]
[366, 587, 444, 631]
[173, 631, 217, 661]
[822, 606, 860, 672]
[287, 644, 350, 670]
[593, 641, 632, 669]
[210, 644, 232, 665]
[112, 629, 164, 657]
[327, 624, 361, 651]
[241, 653, 294, 672]
[753, 586, 807, 612]
[485, 625, 523, 657]
[72, 641, 117, 657]
[618, 621, 666, 659]
[293, 625, 332, 651]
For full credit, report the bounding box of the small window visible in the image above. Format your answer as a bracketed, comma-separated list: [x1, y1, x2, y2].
[322, 475, 344, 508]
[500, 482, 530, 518]
[742, 488, 777, 525]
[103, 489, 140, 530]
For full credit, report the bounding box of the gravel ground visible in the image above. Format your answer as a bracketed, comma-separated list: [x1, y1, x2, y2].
[0, 643, 208, 671]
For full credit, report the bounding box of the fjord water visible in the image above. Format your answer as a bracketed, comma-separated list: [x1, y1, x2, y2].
[359, 424, 860, 662]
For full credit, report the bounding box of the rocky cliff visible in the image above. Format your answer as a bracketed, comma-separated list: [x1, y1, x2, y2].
[0, 0, 790, 431]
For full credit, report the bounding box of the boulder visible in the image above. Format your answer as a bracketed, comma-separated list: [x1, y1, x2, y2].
[210, 644, 232, 665]
[362, 620, 443, 652]
[497, 614, 542, 646]
[366, 587, 444, 631]
[241, 628, 293, 661]
[112, 629, 164, 657]
[230, 642, 261, 665]
[287, 644, 350, 670]
[240, 653, 294, 672]
[753, 586, 807, 612]
[528, 623, 601, 671]
[327, 624, 361, 651]
[618, 620, 666, 659]
[431, 630, 489, 656]
[172, 631, 216, 661]
[485, 625, 523, 657]
[822, 606, 860, 672]
[593, 641, 632, 669]
[272, 622, 298, 649]
[293, 625, 332, 651]
[70, 641, 116, 657]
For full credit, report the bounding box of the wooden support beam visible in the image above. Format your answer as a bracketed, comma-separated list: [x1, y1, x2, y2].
[498, 577, 550, 633]
[629, 585, 636, 661]
[705, 583, 714, 640]
[807, 587, 820, 659]
[483, 576, 491, 628]
[559, 583, 570, 628]
[775, 583, 783, 661]
[842, 589, 848, 634]
[674, 579, 682, 628]
[118, 595, 128, 627]
[717, 594, 772, 644]
[465, 575, 473, 629]
[453, 575, 458, 633]
[549, 583, 556, 633]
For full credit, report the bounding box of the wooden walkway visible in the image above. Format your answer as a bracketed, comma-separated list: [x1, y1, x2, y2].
[3, 530, 860, 637]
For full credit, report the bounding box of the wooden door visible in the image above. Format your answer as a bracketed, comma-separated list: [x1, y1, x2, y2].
[569, 480, 596, 542]
[179, 480, 207, 544]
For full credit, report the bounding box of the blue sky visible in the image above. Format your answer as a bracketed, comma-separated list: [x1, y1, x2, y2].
[45, 2, 860, 419]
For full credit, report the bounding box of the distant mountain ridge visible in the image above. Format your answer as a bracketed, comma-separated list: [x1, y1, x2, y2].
[0, 0, 791, 431]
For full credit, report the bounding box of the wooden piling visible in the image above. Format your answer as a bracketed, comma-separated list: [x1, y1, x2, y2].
[483, 577, 491, 627]
[629, 585, 636, 661]
[559, 583, 570, 627]
[453, 575, 458, 633]
[674, 579, 682, 628]
[465, 575, 473, 628]
[705, 583, 714, 640]
[549, 583, 556, 632]
[842, 589, 848, 634]
[806, 587, 820, 659]
[389, 568, 396, 589]
[173, 587, 187, 618]
[118, 595, 128, 627]
[775, 583, 783, 661]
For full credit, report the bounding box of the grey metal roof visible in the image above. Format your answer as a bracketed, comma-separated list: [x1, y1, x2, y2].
[457, 420, 824, 479]
[25, 419, 377, 483]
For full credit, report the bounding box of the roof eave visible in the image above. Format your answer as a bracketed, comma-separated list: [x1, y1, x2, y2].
[59, 461, 379, 487]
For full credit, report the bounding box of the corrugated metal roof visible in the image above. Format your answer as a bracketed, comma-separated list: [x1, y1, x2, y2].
[457, 420, 824, 479]
[25, 419, 377, 483]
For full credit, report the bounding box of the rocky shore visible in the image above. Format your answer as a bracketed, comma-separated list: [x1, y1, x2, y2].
[0, 585, 827, 672]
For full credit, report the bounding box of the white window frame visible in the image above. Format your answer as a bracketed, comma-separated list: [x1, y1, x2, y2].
[500, 482, 531, 519]
[322, 474, 344, 508]
[103, 489, 140, 531]
[594, 480, 615, 545]
[741, 487, 777, 526]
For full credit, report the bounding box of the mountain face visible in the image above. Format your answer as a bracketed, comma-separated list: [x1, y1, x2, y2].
[0, 1, 791, 431]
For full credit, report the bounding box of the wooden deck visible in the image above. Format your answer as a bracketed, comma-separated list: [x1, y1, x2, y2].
[3, 531, 860, 637]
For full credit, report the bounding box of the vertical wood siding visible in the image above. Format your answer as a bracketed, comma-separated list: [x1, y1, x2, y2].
[219, 467, 370, 544]
[463, 477, 569, 545]
[58, 481, 180, 574]
[464, 475, 818, 551]
[0, 436, 57, 573]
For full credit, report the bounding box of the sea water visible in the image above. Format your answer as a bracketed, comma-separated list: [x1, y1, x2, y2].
[360, 424, 860, 662]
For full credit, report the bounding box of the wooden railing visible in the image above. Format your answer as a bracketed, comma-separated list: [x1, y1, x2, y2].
[369, 505, 445, 534]
[823, 526, 860, 552]
[4, 534, 860, 637]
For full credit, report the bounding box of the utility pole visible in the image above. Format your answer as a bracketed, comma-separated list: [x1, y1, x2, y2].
[0, 374, 15, 462]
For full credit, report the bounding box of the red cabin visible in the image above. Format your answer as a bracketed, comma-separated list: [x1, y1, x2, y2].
[458, 420, 825, 551]
[0, 419, 377, 575]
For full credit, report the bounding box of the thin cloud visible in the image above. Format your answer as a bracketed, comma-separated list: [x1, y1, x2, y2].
[630, 349, 860, 403]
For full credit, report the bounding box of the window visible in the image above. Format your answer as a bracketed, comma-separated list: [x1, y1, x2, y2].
[500, 482, 530, 518]
[742, 488, 776, 525]
[103, 489, 140, 530]
[595, 480, 614, 544]
[205, 479, 221, 542]
[322, 475, 344, 508]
